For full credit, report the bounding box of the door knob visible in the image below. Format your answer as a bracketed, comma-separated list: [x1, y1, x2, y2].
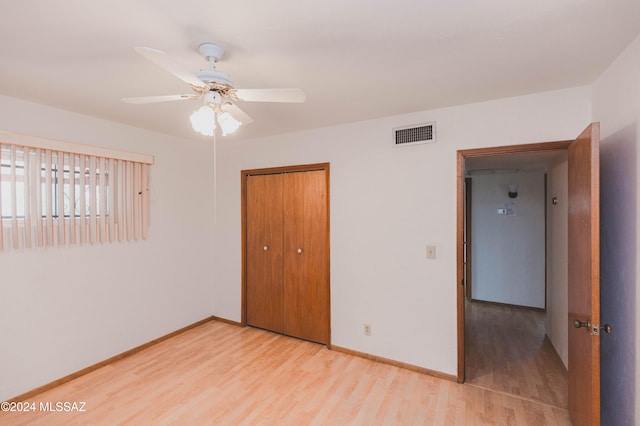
[574, 319, 613, 335]
[297, 248, 303, 254]
[573, 319, 590, 329]
[263, 245, 269, 251]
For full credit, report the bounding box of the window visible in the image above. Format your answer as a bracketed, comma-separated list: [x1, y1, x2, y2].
[0, 132, 153, 251]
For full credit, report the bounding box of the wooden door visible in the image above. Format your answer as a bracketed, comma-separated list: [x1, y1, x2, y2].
[246, 174, 284, 333]
[568, 123, 601, 426]
[283, 170, 330, 344]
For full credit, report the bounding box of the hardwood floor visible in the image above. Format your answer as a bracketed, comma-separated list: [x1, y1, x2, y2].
[465, 301, 569, 411]
[1, 319, 570, 425]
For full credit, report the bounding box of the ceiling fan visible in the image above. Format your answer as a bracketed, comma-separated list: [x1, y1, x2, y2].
[122, 42, 306, 136]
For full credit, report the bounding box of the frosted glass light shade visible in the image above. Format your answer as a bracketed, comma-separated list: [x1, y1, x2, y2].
[190, 106, 216, 136]
[217, 111, 241, 136]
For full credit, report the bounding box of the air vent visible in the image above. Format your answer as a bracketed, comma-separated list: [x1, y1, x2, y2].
[393, 122, 436, 147]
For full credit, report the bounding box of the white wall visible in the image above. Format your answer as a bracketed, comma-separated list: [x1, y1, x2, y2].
[0, 95, 216, 401]
[592, 34, 640, 425]
[213, 86, 591, 375]
[470, 172, 546, 308]
[545, 154, 568, 367]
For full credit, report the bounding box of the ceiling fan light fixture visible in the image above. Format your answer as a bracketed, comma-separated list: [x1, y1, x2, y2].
[190, 105, 216, 136]
[217, 111, 241, 136]
[125, 43, 306, 137]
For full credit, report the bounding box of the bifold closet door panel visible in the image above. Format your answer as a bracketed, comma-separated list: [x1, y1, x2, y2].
[283, 170, 329, 344]
[246, 174, 284, 332]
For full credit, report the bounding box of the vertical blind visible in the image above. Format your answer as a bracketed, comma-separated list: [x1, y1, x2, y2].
[0, 133, 153, 251]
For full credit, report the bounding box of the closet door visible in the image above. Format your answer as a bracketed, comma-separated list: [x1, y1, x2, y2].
[246, 174, 284, 332]
[283, 170, 329, 344]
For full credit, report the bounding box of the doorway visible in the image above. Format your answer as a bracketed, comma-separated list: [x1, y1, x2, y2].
[460, 123, 602, 425]
[456, 141, 571, 404]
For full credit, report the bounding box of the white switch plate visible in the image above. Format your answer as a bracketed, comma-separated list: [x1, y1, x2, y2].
[426, 245, 436, 259]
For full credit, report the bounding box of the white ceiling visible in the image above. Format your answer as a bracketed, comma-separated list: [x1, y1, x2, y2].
[1, 0, 639, 141]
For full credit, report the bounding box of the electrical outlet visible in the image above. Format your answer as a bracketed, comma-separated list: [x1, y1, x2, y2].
[363, 324, 371, 336]
[426, 245, 436, 259]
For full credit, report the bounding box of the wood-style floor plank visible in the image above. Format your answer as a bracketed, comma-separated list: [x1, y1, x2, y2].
[465, 301, 569, 410]
[1, 320, 570, 425]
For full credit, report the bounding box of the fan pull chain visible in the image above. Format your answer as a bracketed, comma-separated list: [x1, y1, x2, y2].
[213, 132, 217, 225]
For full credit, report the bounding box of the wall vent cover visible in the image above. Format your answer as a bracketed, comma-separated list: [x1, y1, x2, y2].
[393, 122, 436, 147]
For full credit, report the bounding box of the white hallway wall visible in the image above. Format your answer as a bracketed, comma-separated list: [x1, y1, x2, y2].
[592, 34, 640, 425]
[0, 95, 216, 401]
[213, 86, 591, 375]
[470, 172, 546, 308]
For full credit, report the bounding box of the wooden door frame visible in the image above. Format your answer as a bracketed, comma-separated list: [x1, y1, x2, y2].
[456, 141, 571, 382]
[241, 162, 331, 346]
[464, 177, 473, 300]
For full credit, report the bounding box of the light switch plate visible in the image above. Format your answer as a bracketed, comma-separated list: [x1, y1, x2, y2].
[426, 245, 436, 259]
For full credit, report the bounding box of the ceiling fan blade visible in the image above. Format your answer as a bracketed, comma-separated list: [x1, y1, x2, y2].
[134, 47, 207, 89]
[223, 103, 254, 124]
[121, 94, 200, 104]
[234, 88, 306, 103]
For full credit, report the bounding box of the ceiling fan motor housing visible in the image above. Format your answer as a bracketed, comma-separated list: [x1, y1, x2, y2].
[196, 43, 234, 89]
[195, 69, 234, 88]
